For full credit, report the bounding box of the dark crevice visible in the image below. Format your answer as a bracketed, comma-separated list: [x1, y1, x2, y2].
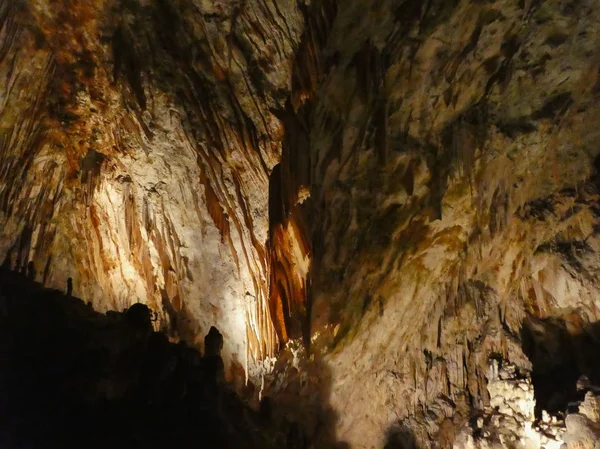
[531, 92, 573, 121]
[521, 316, 600, 417]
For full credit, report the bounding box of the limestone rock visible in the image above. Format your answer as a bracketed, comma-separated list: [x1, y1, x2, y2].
[0, 0, 305, 377]
[454, 359, 564, 449]
[563, 393, 600, 449]
[4, 0, 600, 447]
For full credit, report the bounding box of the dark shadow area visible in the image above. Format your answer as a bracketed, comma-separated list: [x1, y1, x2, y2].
[521, 314, 600, 417]
[0, 264, 277, 449]
[264, 347, 350, 449]
[382, 425, 421, 449]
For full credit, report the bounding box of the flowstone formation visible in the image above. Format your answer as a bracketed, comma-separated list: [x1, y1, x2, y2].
[0, 0, 305, 376]
[3, 0, 600, 447]
[264, 0, 600, 445]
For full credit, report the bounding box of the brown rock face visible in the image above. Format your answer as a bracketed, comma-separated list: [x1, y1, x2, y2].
[296, 0, 600, 447]
[3, 0, 600, 447]
[0, 0, 305, 376]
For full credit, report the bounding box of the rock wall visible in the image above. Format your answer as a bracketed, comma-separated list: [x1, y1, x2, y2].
[4, 0, 600, 447]
[272, 0, 600, 447]
[0, 0, 306, 374]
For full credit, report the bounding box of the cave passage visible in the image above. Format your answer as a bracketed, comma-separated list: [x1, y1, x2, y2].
[521, 315, 600, 417]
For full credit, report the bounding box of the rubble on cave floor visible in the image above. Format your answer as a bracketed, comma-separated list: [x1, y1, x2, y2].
[454, 359, 600, 449]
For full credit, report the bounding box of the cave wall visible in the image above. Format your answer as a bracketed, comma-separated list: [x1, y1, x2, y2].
[289, 0, 600, 446]
[4, 0, 600, 447]
[0, 0, 305, 375]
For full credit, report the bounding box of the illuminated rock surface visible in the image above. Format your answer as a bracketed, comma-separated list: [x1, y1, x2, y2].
[2, 0, 600, 447]
[0, 0, 305, 375]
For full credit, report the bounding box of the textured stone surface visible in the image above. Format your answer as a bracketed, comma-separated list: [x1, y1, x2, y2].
[0, 0, 305, 375]
[286, 0, 600, 447]
[453, 360, 565, 449]
[4, 0, 600, 447]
